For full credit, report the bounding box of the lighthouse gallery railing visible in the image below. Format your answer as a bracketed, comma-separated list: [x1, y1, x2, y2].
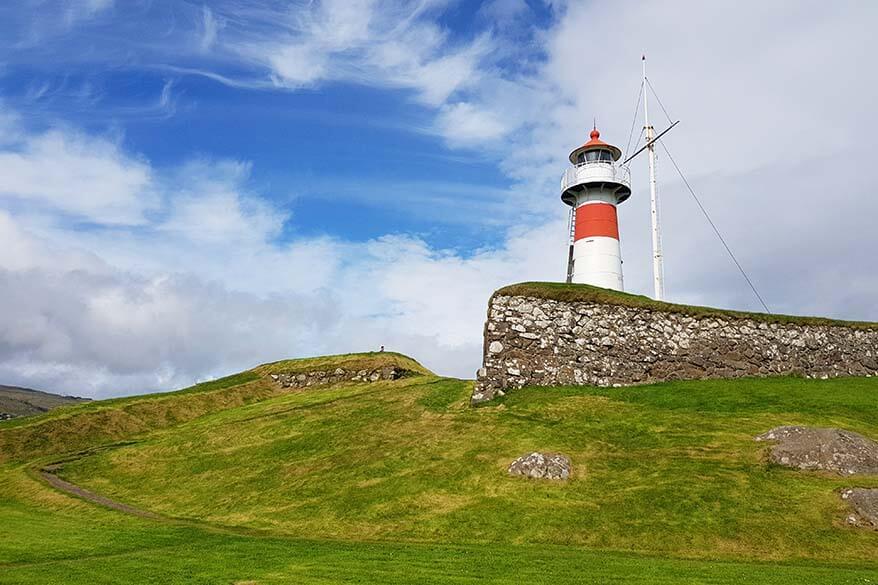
[561, 162, 631, 191]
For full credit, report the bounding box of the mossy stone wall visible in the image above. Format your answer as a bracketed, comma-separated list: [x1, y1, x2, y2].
[472, 293, 878, 404]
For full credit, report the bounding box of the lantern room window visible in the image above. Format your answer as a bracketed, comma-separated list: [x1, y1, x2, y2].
[577, 149, 614, 164]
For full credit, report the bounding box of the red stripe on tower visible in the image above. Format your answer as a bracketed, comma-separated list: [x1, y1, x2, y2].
[574, 203, 619, 240]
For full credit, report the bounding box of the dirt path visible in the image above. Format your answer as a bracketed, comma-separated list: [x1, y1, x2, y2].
[40, 468, 160, 519]
[36, 462, 283, 540]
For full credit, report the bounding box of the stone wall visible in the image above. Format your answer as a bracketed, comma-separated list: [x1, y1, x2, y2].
[472, 292, 878, 405]
[270, 366, 408, 390]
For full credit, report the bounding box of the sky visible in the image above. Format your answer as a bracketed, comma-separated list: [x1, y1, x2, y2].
[0, 0, 876, 398]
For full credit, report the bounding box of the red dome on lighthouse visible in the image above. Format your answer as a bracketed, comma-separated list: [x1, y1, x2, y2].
[586, 128, 604, 145]
[568, 127, 622, 163]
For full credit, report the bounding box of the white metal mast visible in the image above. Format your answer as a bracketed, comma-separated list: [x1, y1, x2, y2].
[642, 55, 664, 300]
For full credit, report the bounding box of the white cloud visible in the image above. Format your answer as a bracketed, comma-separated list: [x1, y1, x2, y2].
[0, 109, 22, 143]
[0, 156, 566, 397]
[437, 102, 510, 146]
[383, 33, 493, 107]
[0, 263, 339, 395]
[224, 0, 489, 105]
[0, 210, 104, 273]
[0, 125, 155, 225]
[158, 160, 283, 245]
[64, 0, 114, 27]
[0, 107, 570, 396]
[199, 5, 221, 53]
[266, 44, 330, 87]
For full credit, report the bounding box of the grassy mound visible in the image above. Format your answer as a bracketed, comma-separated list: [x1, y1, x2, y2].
[497, 282, 878, 329]
[254, 351, 431, 376]
[2, 354, 877, 583]
[0, 373, 267, 464]
[0, 352, 427, 464]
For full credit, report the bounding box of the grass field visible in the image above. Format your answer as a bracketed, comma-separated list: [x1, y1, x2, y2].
[1, 353, 877, 583]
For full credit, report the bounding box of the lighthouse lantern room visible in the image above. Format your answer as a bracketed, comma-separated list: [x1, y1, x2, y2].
[561, 128, 631, 291]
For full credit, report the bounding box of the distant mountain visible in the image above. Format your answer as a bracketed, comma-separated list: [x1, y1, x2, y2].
[0, 385, 90, 420]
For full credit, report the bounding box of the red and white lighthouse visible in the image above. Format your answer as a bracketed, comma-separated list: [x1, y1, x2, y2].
[561, 128, 631, 290]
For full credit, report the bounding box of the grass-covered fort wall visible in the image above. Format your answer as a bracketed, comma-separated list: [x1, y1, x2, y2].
[472, 282, 878, 404]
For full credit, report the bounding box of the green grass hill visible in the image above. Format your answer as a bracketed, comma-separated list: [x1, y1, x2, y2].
[1, 351, 877, 584]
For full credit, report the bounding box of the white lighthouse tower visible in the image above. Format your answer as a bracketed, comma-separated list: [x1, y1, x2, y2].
[561, 128, 631, 290]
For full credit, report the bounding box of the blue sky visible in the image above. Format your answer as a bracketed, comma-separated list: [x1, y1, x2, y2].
[0, 2, 542, 250]
[1, 1, 876, 397]
[0, 1, 557, 253]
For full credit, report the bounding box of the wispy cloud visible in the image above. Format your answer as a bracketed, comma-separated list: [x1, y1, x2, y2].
[221, 0, 495, 106]
[198, 5, 221, 53]
[0, 0, 115, 48]
[2, 1, 535, 152]
[150, 65, 279, 91]
[65, 0, 114, 27]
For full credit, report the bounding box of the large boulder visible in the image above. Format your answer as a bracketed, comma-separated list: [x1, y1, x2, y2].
[841, 488, 878, 529]
[755, 426, 878, 475]
[507, 452, 571, 480]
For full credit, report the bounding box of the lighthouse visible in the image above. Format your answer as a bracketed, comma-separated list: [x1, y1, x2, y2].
[561, 128, 631, 290]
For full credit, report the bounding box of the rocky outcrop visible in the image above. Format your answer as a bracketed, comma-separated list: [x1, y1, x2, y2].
[270, 366, 408, 389]
[755, 426, 878, 475]
[841, 488, 878, 528]
[472, 293, 878, 404]
[507, 452, 571, 480]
